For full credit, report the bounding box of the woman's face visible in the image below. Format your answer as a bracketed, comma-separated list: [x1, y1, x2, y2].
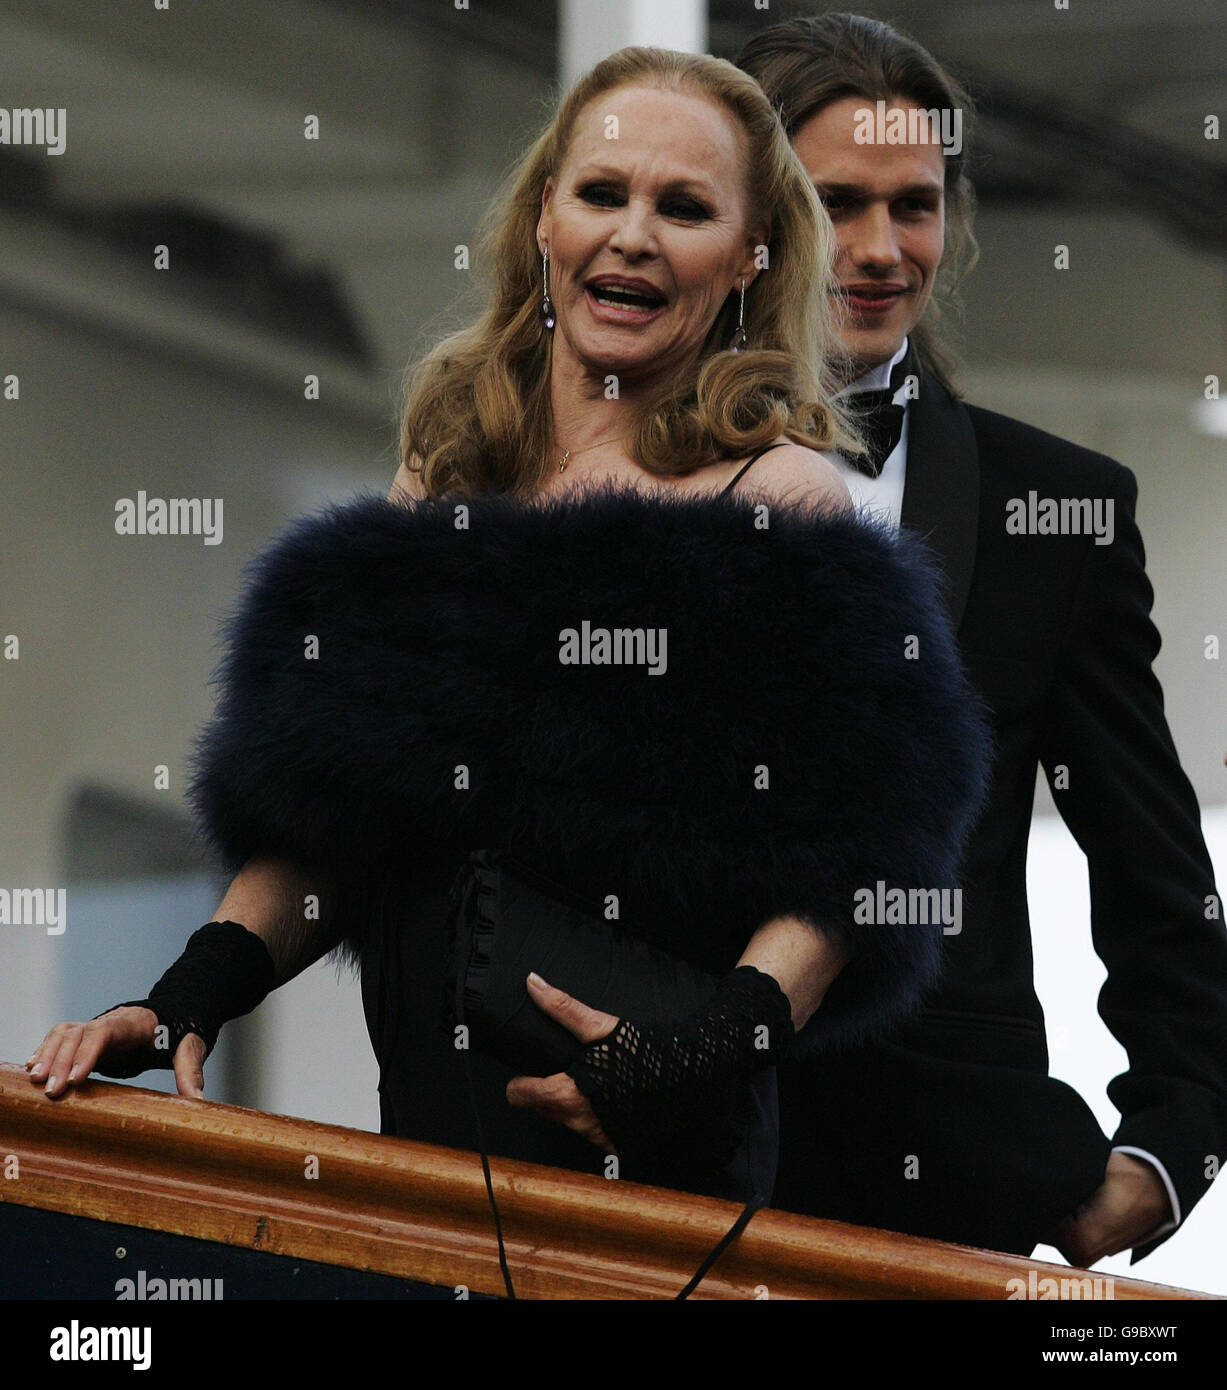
[538, 84, 765, 388]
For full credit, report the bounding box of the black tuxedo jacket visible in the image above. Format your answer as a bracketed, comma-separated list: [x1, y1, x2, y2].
[773, 370, 1227, 1263]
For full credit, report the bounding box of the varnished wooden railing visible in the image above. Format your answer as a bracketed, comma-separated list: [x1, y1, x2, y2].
[0, 1062, 1210, 1299]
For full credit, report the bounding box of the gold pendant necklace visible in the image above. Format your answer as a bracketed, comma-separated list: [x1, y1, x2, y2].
[556, 433, 624, 473]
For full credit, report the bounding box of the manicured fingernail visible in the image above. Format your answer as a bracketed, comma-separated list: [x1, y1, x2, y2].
[68, 1065, 79, 1080]
[29, 1062, 43, 1075]
[527, 972, 546, 988]
[46, 1076, 57, 1091]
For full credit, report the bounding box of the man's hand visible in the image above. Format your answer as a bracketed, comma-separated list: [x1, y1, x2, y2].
[504, 974, 619, 1153]
[1047, 1151, 1172, 1266]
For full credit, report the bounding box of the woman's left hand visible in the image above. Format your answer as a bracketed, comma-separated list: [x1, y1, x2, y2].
[504, 973, 619, 1153]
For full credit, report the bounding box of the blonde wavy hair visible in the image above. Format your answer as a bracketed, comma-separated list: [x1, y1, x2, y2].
[399, 45, 856, 498]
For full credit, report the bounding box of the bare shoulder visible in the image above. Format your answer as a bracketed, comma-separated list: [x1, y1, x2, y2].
[388, 458, 427, 506]
[739, 439, 852, 512]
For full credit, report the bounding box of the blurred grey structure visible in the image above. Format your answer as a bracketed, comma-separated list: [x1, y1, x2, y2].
[0, 0, 1223, 1290]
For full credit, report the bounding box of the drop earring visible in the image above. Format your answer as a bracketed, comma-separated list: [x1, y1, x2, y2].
[540, 246, 556, 331]
[729, 277, 747, 352]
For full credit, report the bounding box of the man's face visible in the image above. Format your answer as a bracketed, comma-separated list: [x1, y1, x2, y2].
[791, 96, 947, 377]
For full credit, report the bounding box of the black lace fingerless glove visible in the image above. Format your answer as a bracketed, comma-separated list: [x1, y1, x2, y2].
[93, 920, 276, 1078]
[566, 965, 794, 1181]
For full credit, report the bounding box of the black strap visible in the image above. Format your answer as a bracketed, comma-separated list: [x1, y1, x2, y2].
[720, 441, 788, 496]
[674, 1192, 766, 1300]
[453, 918, 518, 1300]
[461, 1043, 519, 1300]
[456, 964, 766, 1299]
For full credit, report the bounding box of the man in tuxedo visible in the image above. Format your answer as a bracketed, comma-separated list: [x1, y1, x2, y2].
[737, 13, 1227, 1264]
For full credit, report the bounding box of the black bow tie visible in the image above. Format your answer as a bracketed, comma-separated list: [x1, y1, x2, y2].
[842, 345, 915, 477]
[844, 388, 906, 478]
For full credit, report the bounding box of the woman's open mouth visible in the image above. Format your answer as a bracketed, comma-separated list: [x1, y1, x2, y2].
[585, 279, 668, 324]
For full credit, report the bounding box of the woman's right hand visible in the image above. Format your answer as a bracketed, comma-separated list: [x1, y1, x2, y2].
[26, 1007, 208, 1101]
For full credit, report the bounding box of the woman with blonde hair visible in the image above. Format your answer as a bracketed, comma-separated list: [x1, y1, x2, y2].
[30, 48, 987, 1244]
[397, 44, 853, 500]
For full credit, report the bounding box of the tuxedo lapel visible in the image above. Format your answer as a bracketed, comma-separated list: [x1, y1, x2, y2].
[900, 370, 980, 633]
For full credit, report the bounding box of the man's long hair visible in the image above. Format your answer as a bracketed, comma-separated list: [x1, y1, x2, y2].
[399, 45, 857, 497]
[736, 13, 978, 395]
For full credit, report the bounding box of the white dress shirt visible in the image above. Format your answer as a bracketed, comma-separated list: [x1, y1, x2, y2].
[830, 338, 1180, 1250]
[830, 337, 910, 526]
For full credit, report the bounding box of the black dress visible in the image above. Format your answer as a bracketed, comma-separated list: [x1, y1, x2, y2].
[186, 449, 988, 1196]
[362, 443, 790, 1182]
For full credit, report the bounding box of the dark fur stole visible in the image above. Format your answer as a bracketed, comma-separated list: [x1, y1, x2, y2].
[186, 484, 990, 1054]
